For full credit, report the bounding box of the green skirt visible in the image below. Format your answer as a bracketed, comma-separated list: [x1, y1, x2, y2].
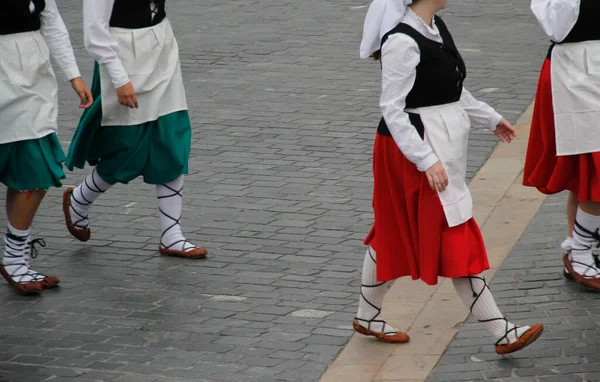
[0, 133, 66, 191]
[65, 63, 191, 185]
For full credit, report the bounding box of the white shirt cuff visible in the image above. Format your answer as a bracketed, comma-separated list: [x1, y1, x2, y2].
[63, 67, 82, 82]
[489, 112, 503, 132]
[417, 152, 440, 172]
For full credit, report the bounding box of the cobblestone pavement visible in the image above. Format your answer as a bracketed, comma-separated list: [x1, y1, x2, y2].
[0, 0, 549, 381]
[427, 193, 600, 382]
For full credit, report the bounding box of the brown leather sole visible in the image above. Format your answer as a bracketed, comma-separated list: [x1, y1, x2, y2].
[159, 246, 208, 259]
[495, 323, 544, 355]
[42, 276, 61, 289]
[352, 320, 410, 344]
[0, 264, 43, 294]
[563, 269, 574, 281]
[563, 254, 600, 290]
[63, 187, 91, 242]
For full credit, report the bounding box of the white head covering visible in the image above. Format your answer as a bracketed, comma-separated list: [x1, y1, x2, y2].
[359, 0, 414, 59]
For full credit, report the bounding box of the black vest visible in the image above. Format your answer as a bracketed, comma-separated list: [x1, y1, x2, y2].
[110, 0, 166, 29]
[377, 16, 466, 138]
[558, 0, 600, 44]
[0, 0, 45, 35]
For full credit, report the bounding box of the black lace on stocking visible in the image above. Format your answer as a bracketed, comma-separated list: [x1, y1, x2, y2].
[354, 248, 396, 335]
[572, 220, 600, 277]
[158, 183, 195, 252]
[70, 169, 106, 229]
[4, 230, 47, 283]
[466, 275, 520, 346]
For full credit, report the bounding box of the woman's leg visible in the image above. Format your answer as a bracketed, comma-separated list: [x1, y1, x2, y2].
[64, 168, 112, 241]
[567, 191, 578, 240]
[2, 188, 57, 293]
[354, 247, 409, 343]
[453, 275, 543, 354]
[566, 202, 600, 287]
[563, 192, 579, 278]
[156, 175, 207, 259]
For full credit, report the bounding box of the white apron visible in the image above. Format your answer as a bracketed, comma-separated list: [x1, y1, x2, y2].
[100, 19, 188, 127]
[551, 41, 600, 156]
[0, 31, 58, 145]
[406, 102, 473, 227]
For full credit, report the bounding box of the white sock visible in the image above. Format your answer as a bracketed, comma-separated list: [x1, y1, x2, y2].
[70, 169, 112, 229]
[3, 224, 44, 283]
[157, 175, 197, 252]
[561, 236, 574, 252]
[571, 208, 600, 277]
[355, 247, 398, 335]
[453, 275, 529, 345]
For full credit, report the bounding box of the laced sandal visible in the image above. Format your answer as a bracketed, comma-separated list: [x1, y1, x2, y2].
[353, 260, 409, 344]
[495, 323, 544, 355]
[352, 319, 409, 343]
[159, 242, 208, 259]
[465, 276, 543, 354]
[27, 239, 60, 290]
[63, 187, 91, 242]
[563, 254, 600, 290]
[158, 183, 207, 259]
[564, 223, 600, 289]
[1, 234, 47, 294]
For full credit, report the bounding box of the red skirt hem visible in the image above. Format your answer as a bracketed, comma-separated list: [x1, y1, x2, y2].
[523, 58, 600, 203]
[366, 134, 489, 285]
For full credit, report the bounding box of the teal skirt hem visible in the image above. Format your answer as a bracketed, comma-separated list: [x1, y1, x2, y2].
[0, 133, 66, 191]
[66, 63, 191, 185]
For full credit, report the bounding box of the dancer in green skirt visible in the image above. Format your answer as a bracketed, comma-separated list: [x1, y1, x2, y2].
[0, 0, 93, 293]
[63, 0, 207, 259]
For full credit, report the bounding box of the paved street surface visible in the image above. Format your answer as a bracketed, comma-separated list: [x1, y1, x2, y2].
[0, 0, 554, 381]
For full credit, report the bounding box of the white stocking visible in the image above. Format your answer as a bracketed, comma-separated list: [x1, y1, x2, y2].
[355, 247, 398, 335]
[69, 168, 112, 229]
[453, 275, 529, 345]
[3, 224, 46, 283]
[570, 208, 600, 277]
[157, 175, 197, 252]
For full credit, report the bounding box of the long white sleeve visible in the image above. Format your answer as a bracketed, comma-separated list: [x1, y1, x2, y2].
[83, 0, 130, 88]
[459, 88, 502, 131]
[531, 0, 580, 42]
[380, 34, 439, 172]
[39, 0, 81, 82]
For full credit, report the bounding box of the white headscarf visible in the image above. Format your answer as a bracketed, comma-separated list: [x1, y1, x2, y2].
[359, 0, 414, 59]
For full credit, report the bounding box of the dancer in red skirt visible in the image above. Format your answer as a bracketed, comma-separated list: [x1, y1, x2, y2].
[525, 0, 600, 289]
[354, 0, 544, 354]
[523, 45, 582, 280]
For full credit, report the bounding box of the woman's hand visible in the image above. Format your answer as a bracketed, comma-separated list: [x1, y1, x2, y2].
[116, 82, 138, 109]
[425, 161, 448, 192]
[494, 118, 516, 143]
[70, 77, 93, 109]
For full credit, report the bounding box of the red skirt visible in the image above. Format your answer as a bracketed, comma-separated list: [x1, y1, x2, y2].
[365, 134, 489, 285]
[523, 58, 600, 202]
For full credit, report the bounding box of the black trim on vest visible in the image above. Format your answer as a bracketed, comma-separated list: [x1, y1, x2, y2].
[546, 44, 555, 60]
[110, 0, 166, 29]
[558, 0, 600, 44]
[377, 113, 425, 140]
[0, 0, 45, 35]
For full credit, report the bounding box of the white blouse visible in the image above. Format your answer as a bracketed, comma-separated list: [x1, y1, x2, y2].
[38, 0, 81, 81]
[531, 0, 580, 42]
[380, 9, 502, 172]
[82, 0, 158, 89]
